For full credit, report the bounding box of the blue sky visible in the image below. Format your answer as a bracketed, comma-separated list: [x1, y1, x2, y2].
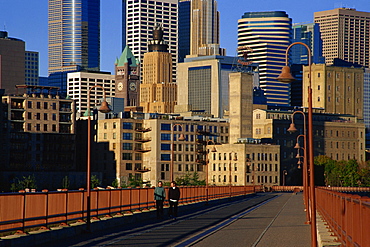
[1, 0, 369, 77]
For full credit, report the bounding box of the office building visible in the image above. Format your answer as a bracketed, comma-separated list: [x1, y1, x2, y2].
[140, 25, 177, 113]
[123, 0, 178, 82]
[291, 23, 325, 65]
[178, 0, 191, 62]
[25, 51, 39, 86]
[190, 0, 222, 56]
[253, 108, 366, 184]
[98, 115, 229, 185]
[67, 72, 116, 118]
[176, 56, 256, 118]
[238, 11, 292, 106]
[48, 0, 100, 74]
[314, 8, 370, 68]
[115, 46, 140, 107]
[303, 64, 364, 120]
[0, 31, 25, 95]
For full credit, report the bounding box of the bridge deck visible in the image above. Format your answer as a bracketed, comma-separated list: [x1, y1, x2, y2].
[47, 192, 310, 247]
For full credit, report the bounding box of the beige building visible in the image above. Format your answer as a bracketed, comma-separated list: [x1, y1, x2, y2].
[303, 64, 364, 119]
[314, 8, 370, 68]
[140, 25, 177, 113]
[176, 55, 236, 118]
[190, 0, 222, 56]
[97, 115, 229, 185]
[207, 143, 280, 187]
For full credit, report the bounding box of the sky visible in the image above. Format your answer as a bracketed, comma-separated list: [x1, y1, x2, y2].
[0, 0, 369, 77]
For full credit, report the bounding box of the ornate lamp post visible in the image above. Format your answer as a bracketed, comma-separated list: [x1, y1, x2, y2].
[171, 123, 185, 182]
[229, 151, 237, 198]
[282, 170, 288, 186]
[277, 42, 317, 246]
[86, 85, 111, 232]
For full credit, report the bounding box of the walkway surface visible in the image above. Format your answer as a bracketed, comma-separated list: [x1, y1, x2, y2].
[43, 192, 310, 247]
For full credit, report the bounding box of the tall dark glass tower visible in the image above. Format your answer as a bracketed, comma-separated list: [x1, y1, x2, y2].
[48, 0, 100, 75]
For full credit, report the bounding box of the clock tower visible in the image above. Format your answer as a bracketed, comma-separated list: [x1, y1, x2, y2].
[115, 46, 140, 106]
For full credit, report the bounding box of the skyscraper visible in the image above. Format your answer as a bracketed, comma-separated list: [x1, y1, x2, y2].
[238, 11, 292, 106]
[291, 23, 325, 65]
[122, 0, 178, 82]
[140, 25, 176, 113]
[48, 0, 100, 75]
[190, 0, 221, 56]
[0, 31, 25, 95]
[314, 8, 370, 68]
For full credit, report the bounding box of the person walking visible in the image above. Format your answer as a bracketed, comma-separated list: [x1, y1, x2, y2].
[154, 181, 166, 219]
[168, 181, 180, 220]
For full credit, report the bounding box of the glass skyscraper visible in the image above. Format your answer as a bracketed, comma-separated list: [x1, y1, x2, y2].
[48, 0, 100, 75]
[238, 11, 291, 106]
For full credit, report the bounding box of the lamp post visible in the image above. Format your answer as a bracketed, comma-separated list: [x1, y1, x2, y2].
[86, 85, 111, 232]
[205, 140, 217, 203]
[171, 123, 185, 182]
[277, 42, 317, 246]
[282, 170, 288, 186]
[288, 112, 310, 224]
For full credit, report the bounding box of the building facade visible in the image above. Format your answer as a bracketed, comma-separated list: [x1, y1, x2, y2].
[291, 23, 325, 65]
[176, 55, 238, 118]
[314, 8, 370, 68]
[25, 51, 39, 86]
[48, 0, 100, 74]
[67, 72, 116, 118]
[0, 31, 25, 95]
[123, 0, 178, 82]
[140, 25, 177, 113]
[303, 64, 364, 120]
[190, 0, 221, 56]
[238, 11, 292, 106]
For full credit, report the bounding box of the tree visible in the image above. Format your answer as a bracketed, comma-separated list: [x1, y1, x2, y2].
[175, 172, 205, 186]
[62, 176, 70, 189]
[10, 175, 37, 192]
[91, 175, 101, 188]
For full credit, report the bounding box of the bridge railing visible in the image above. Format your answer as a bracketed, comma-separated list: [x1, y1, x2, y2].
[0, 185, 259, 235]
[316, 188, 370, 247]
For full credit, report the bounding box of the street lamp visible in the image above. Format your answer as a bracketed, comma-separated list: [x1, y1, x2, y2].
[277, 42, 317, 246]
[282, 170, 288, 186]
[171, 123, 185, 182]
[205, 140, 217, 203]
[86, 85, 111, 232]
[289, 112, 310, 224]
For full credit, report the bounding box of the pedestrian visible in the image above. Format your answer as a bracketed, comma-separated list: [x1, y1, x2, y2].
[154, 181, 165, 219]
[168, 181, 180, 220]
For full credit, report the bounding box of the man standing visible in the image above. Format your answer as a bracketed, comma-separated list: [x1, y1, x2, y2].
[154, 181, 166, 219]
[168, 181, 180, 220]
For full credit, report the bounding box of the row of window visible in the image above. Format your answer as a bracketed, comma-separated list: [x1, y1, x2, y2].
[27, 101, 57, 110]
[27, 123, 57, 132]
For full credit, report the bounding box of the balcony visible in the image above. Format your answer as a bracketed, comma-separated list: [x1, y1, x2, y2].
[134, 167, 151, 173]
[134, 137, 152, 143]
[134, 147, 151, 153]
[135, 127, 152, 132]
[196, 130, 218, 136]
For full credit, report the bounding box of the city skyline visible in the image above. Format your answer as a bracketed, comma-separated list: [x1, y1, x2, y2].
[1, 0, 369, 77]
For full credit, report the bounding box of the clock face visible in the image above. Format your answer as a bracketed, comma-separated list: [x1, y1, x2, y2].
[117, 82, 123, 91]
[129, 82, 137, 91]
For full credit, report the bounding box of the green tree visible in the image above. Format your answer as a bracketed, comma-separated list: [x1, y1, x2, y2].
[62, 176, 70, 189]
[128, 175, 142, 187]
[10, 175, 37, 192]
[91, 175, 101, 188]
[175, 172, 205, 186]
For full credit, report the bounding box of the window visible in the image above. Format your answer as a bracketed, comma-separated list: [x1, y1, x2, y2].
[43, 124, 48, 131]
[113, 133, 116, 139]
[161, 123, 171, 130]
[52, 124, 56, 131]
[52, 103, 56, 110]
[123, 122, 133, 129]
[44, 102, 48, 109]
[161, 133, 171, 140]
[27, 112, 32, 120]
[44, 113, 48, 120]
[36, 124, 40, 131]
[104, 122, 107, 129]
[27, 101, 32, 108]
[122, 153, 133, 160]
[52, 114, 57, 121]
[126, 163, 132, 170]
[37, 102, 41, 109]
[123, 143, 132, 150]
[161, 154, 171, 161]
[36, 113, 40, 120]
[113, 122, 117, 129]
[123, 133, 133, 140]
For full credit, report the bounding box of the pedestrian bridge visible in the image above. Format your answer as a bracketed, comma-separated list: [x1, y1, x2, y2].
[0, 186, 369, 246]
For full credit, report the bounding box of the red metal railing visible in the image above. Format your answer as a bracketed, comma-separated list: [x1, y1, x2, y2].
[0, 185, 259, 235]
[316, 188, 370, 247]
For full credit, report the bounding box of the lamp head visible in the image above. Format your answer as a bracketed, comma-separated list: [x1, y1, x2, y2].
[98, 101, 111, 113]
[277, 66, 295, 83]
[294, 142, 301, 149]
[178, 133, 185, 141]
[287, 123, 298, 133]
